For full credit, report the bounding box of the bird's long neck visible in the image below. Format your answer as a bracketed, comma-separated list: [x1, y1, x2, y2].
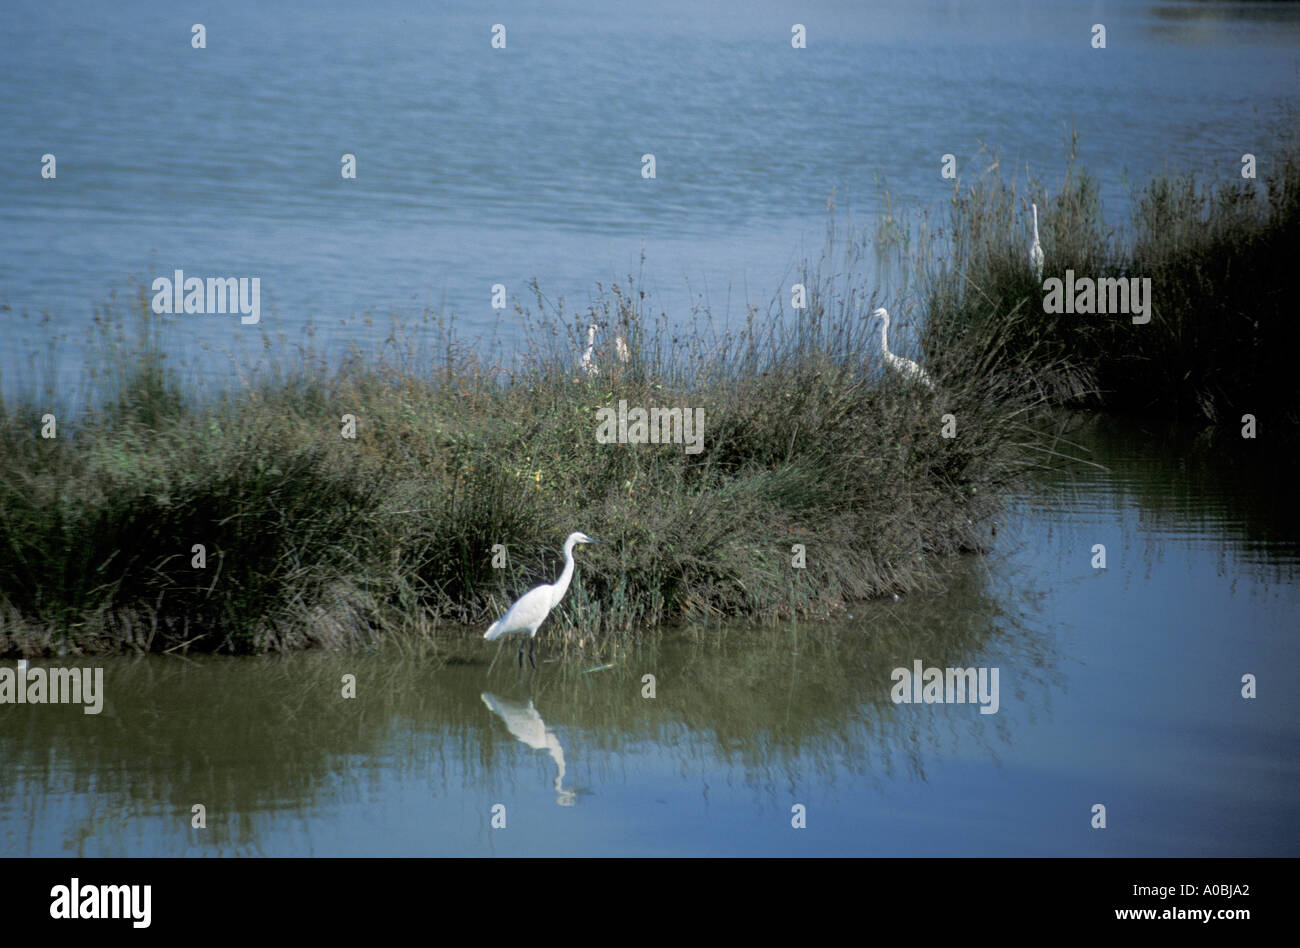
[879, 316, 890, 356]
[586, 326, 596, 347]
[551, 538, 578, 606]
[546, 734, 566, 784]
[1032, 205, 1040, 242]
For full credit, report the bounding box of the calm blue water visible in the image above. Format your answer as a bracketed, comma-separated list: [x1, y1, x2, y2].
[2, 0, 1299, 395]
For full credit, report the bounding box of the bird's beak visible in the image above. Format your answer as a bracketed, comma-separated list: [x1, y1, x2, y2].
[586, 538, 606, 544]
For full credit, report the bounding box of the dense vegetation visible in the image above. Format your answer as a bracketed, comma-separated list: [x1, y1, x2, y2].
[923, 141, 1298, 441]
[0, 247, 1037, 656]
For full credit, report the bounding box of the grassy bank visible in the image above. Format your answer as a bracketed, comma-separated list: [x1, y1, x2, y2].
[9, 136, 1292, 659]
[922, 139, 1300, 443]
[0, 245, 1041, 657]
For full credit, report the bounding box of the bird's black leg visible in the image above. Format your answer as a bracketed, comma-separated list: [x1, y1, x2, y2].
[527, 637, 537, 670]
[517, 640, 525, 668]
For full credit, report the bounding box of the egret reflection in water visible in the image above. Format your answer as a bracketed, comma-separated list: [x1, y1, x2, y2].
[481, 692, 577, 806]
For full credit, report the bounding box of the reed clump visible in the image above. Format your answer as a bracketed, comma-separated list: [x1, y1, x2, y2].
[923, 139, 1300, 444]
[0, 239, 1038, 656]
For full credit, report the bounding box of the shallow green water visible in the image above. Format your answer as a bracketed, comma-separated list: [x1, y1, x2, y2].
[1, 418, 1296, 856]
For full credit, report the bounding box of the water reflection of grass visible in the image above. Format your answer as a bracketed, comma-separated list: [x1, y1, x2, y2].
[1030, 414, 1300, 575]
[1, 242, 1041, 655]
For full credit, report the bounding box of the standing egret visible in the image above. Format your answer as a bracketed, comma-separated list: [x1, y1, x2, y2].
[1029, 203, 1044, 283]
[871, 308, 935, 389]
[580, 324, 599, 377]
[484, 531, 603, 669]
[614, 334, 630, 364]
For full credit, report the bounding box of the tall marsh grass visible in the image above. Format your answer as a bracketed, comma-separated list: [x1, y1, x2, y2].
[923, 137, 1300, 442]
[0, 236, 1041, 657]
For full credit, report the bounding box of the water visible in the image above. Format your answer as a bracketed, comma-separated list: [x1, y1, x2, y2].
[3, 0, 1299, 395]
[3, 0, 1297, 857]
[3, 418, 1296, 856]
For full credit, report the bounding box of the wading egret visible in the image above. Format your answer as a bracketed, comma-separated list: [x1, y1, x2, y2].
[580, 325, 598, 376]
[871, 308, 934, 389]
[1030, 203, 1044, 283]
[484, 531, 603, 669]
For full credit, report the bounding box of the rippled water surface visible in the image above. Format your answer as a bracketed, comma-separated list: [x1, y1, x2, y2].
[3, 0, 1299, 393]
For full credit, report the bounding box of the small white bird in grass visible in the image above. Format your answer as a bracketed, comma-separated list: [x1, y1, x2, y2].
[1030, 202, 1044, 283]
[613, 333, 630, 363]
[871, 308, 935, 390]
[580, 324, 599, 377]
[484, 531, 603, 669]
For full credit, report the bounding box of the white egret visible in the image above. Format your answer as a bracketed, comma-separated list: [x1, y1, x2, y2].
[1029, 202, 1044, 283]
[580, 324, 598, 376]
[614, 334, 630, 363]
[871, 308, 935, 389]
[484, 531, 603, 669]
[481, 692, 575, 805]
